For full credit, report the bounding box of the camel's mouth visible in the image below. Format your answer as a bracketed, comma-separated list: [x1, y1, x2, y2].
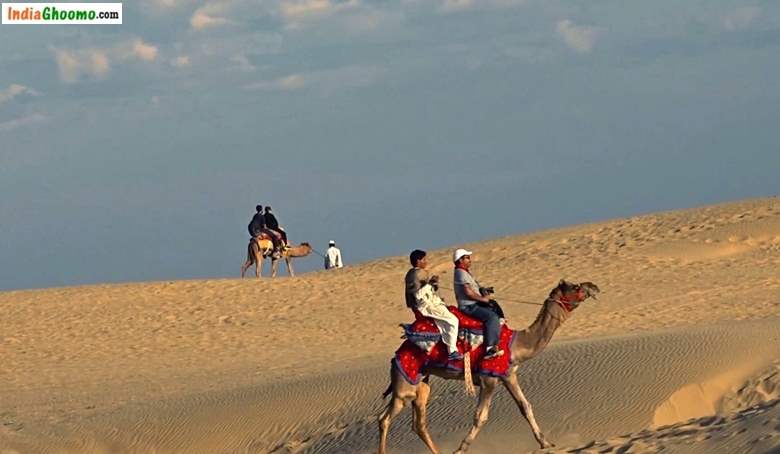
[579, 282, 600, 300]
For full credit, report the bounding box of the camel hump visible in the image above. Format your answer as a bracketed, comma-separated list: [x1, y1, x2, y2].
[411, 307, 500, 331]
[252, 238, 273, 251]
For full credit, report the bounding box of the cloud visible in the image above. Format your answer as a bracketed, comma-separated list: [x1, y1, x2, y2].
[722, 7, 761, 31]
[440, 0, 472, 12]
[275, 0, 400, 32]
[139, 0, 198, 14]
[171, 55, 191, 67]
[341, 10, 389, 32]
[280, 0, 356, 19]
[279, 0, 360, 28]
[230, 54, 256, 72]
[53, 48, 111, 83]
[51, 38, 162, 83]
[0, 113, 47, 132]
[199, 32, 283, 59]
[440, 0, 525, 13]
[131, 39, 159, 61]
[278, 74, 306, 90]
[556, 19, 600, 54]
[245, 74, 306, 91]
[191, 4, 230, 30]
[0, 84, 40, 105]
[244, 65, 381, 93]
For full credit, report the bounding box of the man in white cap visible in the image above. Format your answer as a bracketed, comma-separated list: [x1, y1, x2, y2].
[324, 240, 343, 270]
[453, 248, 503, 359]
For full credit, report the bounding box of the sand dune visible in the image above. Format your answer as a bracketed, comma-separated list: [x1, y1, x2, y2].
[2, 196, 780, 453]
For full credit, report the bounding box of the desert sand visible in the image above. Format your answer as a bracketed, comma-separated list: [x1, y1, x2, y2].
[2, 196, 780, 453]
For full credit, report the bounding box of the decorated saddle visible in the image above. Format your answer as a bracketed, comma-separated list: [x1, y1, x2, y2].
[394, 307, 515, 385]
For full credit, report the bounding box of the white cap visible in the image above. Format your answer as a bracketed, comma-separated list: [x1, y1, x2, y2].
[452, 248, 473, 263]
[329, 240, 336, 245]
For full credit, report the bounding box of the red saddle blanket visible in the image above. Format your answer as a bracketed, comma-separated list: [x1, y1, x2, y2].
[394, 307, 515, 385]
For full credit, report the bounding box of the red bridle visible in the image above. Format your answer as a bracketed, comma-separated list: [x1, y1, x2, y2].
[555, 288, 586, 312]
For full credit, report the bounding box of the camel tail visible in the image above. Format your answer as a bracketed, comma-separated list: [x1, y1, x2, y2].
[381, 382, 392, 399]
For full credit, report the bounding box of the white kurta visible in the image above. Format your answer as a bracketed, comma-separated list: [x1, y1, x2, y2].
[324, 246, 343, 269]
[414, 284, 460, 354]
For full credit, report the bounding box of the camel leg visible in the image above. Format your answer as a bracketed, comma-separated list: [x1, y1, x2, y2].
[453, 378, 497, 454]
[286, 256, 294, 277]
[378, 395, 406, 454]
[271, 258, 278, 278]
[379, 368, 420, 454]
[242, 243, 256, 278]
[502, 373, 553, 449]
[411, 381, 440, 454]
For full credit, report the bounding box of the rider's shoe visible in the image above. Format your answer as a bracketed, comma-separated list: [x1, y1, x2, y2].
[483, 347, 504, 360]
[448, 351, 464, 361]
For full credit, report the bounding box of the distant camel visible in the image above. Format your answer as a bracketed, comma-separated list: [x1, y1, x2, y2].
[378, 280, 601, 454]
[240, 239, 312, 278]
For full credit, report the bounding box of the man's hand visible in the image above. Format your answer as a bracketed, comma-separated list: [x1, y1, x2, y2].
[428, 275, 439, 291]
[479, 286, 495, 296]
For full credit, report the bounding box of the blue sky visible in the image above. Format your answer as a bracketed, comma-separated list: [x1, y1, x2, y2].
[1, 0, 779, 290]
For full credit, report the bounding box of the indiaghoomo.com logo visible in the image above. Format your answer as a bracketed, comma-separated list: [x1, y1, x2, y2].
[2, 3, 122, 24]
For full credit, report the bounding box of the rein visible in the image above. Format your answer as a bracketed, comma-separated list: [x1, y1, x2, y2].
[310, 247, 327, 259]
[553, 299, 575, 312]
[437, 285, 543, 307]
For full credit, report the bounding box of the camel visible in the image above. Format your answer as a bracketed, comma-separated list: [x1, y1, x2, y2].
[378, 280, 601, 454]
[240, 238, 312, 278]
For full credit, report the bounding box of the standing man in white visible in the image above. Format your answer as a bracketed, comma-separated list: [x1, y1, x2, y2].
[324, 240, 343, 269]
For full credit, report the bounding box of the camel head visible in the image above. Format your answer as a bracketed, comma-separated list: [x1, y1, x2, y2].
[579, 281, 601, 300]
[551, 279, 600, 304]
[285, 242, 312, 258]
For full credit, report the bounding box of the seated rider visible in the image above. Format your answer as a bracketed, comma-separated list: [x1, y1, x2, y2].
[247, 204, 283, 257]
[264, 206, 288, 249]
[248, 204, 266, 238]
[405, 249, 463, 361]
[478, 286, 505, 321]
[452, 248, 504, 360]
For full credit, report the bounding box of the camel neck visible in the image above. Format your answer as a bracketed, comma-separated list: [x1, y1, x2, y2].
[518, 299, 568, 357]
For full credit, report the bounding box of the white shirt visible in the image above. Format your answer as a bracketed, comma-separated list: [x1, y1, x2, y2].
[325, 246, 343, 269]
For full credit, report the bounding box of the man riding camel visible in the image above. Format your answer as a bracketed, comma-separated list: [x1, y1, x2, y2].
[405, 249, 463, 361]
[263, 206, 288, 250]
[248, 205, 266, 237]
[247, 204, 284, 257]
[453, 248, 504, 360]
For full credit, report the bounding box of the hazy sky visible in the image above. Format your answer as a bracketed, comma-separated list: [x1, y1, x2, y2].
[2, 0, 779, 290]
